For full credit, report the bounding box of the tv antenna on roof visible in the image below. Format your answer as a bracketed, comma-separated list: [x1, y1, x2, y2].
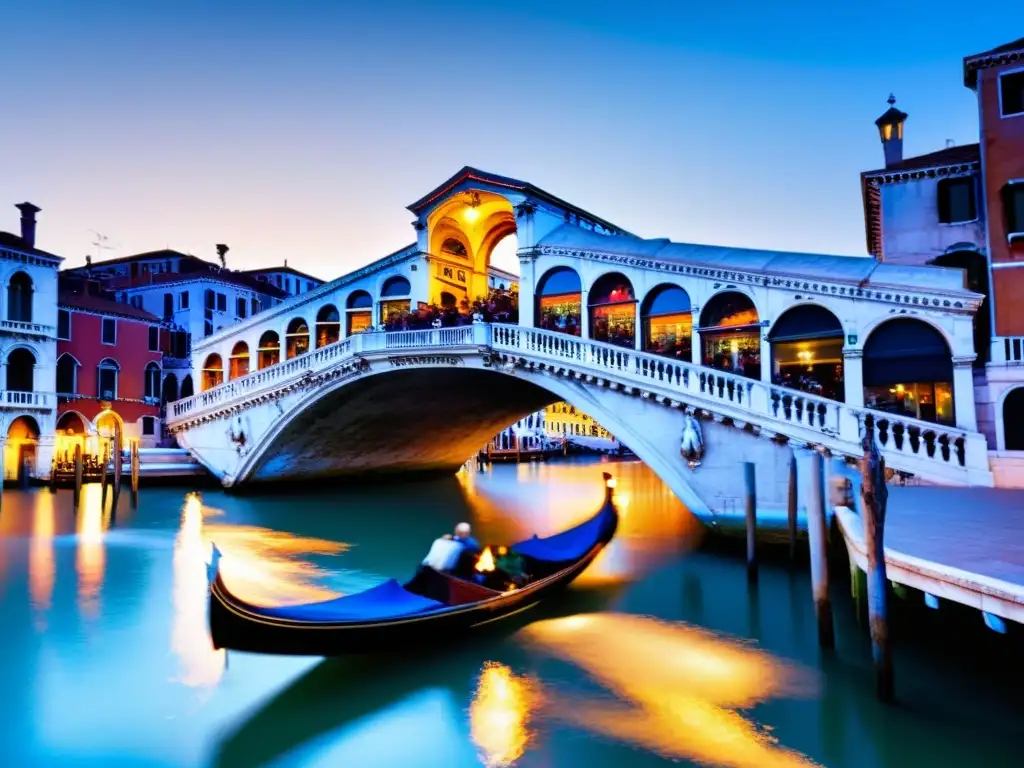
[89, 230, 118, 262]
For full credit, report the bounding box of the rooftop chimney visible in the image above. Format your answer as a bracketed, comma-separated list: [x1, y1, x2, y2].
[15, 202, 40, 248]
[216, 243, 229, 269]
[874, 95, 908, 169]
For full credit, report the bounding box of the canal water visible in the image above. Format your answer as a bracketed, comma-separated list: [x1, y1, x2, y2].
[0, 458, 1019, 767]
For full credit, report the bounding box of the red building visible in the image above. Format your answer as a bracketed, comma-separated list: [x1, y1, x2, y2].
[55, 285, 165, 458]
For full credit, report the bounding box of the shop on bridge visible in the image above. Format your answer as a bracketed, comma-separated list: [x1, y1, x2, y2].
[347, 290, 373, 335]
[641, 284, 692, 360]
[316, 305, 341, 347]
[258, 331, 280, 369]
[535, 267, 582, 336]
[698, 292, 761, 380]
[285, 318, 310, 359]
[380, 276, 412, 325]
[767, 304, 845, 401]
[202, 354, 223, 391]
[229, 341, 250, 380]
[588, 273, 636, 349]
[862, 318, 955, 425]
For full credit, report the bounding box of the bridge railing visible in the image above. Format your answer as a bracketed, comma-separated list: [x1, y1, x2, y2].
[170, 322, 988, 483]
[491, 325, 988, 481]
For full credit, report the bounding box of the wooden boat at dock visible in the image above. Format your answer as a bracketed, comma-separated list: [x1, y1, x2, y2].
[207, 473, 620, 656]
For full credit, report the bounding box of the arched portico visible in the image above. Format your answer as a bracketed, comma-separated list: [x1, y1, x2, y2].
[862, 318, 954, 425]
[641, 284, 692, 360]
[535, 266, 582, 336]
[698, 291, 761, 381]
[768, 304, 845, 401]
[5, 414, 40, 484]
[588, 272, 636, 349]
[346, 291, 372, 335]
[1001, 387, 1024, 451]
[425, 189, 517, 307]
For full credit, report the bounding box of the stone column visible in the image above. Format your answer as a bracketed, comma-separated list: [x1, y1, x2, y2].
[842, 349, 865, 408]
[760, 327, 773, 384]
[952, 356, 978, 432]
[691, 329, 702, 365]
[580, 289, 590, 339]
[517, 251, 537, 329]
[635, 302, 643, 351]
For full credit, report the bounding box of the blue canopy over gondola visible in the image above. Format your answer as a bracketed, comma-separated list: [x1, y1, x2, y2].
[259, 579, 445, 623]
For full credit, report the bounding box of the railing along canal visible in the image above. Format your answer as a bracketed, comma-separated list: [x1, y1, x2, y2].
[170, 323, 988, 482]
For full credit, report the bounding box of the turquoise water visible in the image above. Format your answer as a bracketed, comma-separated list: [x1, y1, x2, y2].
[0, 459, 1019, 767]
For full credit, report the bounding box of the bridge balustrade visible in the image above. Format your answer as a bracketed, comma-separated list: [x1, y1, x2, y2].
[171, 323, 989, 483]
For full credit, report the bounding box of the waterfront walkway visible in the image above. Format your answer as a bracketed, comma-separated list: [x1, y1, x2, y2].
[834, 483, 1024, 625]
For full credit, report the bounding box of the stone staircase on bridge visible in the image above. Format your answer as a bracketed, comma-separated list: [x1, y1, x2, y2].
[167, 323, 993, 488]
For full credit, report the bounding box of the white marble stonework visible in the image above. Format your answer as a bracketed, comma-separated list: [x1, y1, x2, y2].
[168, 168, 999, 516]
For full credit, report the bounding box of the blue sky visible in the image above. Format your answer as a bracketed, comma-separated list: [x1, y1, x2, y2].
[2, 1, 1020, 276]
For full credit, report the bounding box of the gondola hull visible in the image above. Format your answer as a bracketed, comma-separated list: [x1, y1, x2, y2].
[208, 488, 619, 657]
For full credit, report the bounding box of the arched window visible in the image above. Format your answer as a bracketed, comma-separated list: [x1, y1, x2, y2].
[441, 238, 468, 258]
[56, 353, 79, 395]
[98, 358, 120, 399]
[316, 305, 341, 348]
[201, 354, 223, 392]
[285, 318, 310, 359]
[6, 348, 36, 392]
[144, 362, 162, 399]
[7, 271, 33, 323]
[641, 284, 692, 360]
[228, 341, 250, 379]
[57, 411, 86, 435]
[768, 304, 845, 401]
[931, 250, 990, 365]
[698, 292, 761, 380]
[863, 319, 953, 425]
[380, 276, 411, 326]
[162, 373, 179, 404]
[589, 273, 636, 349]
[1004, 388, 1024, 450]
[346, 290, 373, 335]
[180, 375, 194, 399]
[535, 267, 582, 336]
[258, 330, 280, 369]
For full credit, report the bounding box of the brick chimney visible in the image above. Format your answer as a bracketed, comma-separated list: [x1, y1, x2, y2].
[15, 202, 41, 248]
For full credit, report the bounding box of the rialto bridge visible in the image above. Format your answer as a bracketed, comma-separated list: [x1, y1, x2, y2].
[166, 167, 993, 526]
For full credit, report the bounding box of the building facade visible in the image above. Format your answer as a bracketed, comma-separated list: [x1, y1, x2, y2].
[56, 285, 165, 458]
[0, 203, 61, 483]
[242, 263, 324, 297]
[861, 37, 1024, 485]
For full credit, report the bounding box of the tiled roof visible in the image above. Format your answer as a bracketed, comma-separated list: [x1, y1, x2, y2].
[863, 143, 980, 176]
[0, 231, 63, 261]
[107, 268, 290, 299]
[964, 37, 1024, 87]
[241, 265, 325, 284]
[58, 290, 161, 322]
[406, 166, 633, 237]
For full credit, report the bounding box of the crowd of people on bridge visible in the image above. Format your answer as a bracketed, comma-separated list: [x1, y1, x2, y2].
[380, 287, 518, 332]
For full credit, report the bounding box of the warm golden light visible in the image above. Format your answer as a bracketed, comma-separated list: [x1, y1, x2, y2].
[522, 613, 819, 767]
[476, 546, 496, 573]
[469, 661, 540, 768]
[29, 493, 56, 625]
[605, 476, 616, 489]
[76, 484, 108, 620]
[171, 493, 226, 691]
[463, 206, 480, 223]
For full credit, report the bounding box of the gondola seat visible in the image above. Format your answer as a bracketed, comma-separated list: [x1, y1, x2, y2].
[258, 579, 444, 622]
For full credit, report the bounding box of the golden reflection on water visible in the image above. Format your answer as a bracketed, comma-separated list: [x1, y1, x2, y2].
[189, 493, 349, 607]
[76, 485, 108, 620]
[521, 613, 819, 768]
[28, 492, 56, 623]
[458, 459, 704, 586]
[171, 494, 226, 690]
[469, 661, 541, 768]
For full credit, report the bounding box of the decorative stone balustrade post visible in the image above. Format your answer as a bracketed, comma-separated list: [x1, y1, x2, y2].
[951, 356, 978, 433]
[842, 349, 865, 408]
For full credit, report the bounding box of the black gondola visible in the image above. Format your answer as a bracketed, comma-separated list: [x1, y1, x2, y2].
[207, 472, 620, 656]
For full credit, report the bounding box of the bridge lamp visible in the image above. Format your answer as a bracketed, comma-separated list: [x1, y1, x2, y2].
[462, 191, 482, 222]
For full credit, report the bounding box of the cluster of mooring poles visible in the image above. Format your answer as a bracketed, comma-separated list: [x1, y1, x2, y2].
[48, 424, 142, 514]
[742, 433, 893, 702]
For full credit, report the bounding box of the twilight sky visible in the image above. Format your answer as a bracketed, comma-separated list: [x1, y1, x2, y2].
[2, 1, 1021, 279]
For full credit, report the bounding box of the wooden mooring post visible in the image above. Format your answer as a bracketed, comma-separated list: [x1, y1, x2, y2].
[112, 425, 123, 510]
[100, 443, 110, 503]
[744, 462, 757, 582]
[787, 450, 798, 562]
[860, 434, 893, 702]
[805, 449, 834, 648]
[73, 444, 83, 506]
[130, 440, 140, 508]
